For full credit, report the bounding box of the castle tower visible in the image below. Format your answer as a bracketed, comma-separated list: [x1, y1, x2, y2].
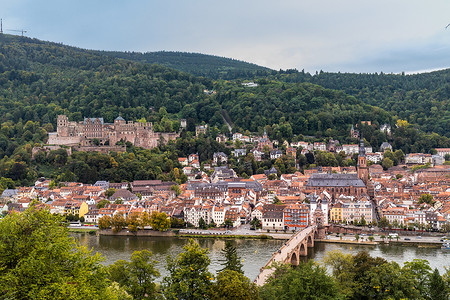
[57, 115, 69, 136]
[357, 137, 369, 185]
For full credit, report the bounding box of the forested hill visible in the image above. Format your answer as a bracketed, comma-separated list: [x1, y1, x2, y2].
[96, 50, 273, 79]
[273, 69, 450, 138]
[0, 33, 449, 154]
[0, 34, 215, 126]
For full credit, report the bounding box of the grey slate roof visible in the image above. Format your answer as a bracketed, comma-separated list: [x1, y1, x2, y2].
[1, 189, 18, 198]
[306, 173, 366, 188]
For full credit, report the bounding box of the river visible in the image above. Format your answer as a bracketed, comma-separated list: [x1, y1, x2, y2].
[74, 234, 450, 281]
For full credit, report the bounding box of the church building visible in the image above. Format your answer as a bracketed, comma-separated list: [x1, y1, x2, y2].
[305, 138, 371, 200]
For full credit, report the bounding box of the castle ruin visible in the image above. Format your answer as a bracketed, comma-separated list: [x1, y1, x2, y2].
[47, 115, 179, 150]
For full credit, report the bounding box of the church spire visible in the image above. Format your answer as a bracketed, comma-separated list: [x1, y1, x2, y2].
[359, 136, 366, 157]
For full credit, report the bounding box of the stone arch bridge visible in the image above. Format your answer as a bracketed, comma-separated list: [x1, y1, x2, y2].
[254, 225, 324, 286]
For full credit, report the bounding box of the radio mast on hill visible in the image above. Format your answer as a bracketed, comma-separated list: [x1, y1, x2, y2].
[1, 19, 3, 34]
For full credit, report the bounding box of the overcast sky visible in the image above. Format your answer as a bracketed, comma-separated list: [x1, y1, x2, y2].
[2, 0, 450, 73]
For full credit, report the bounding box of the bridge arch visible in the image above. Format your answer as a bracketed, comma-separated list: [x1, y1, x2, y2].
[299, 242, 307, 256]
[290, 252, 298, 266]
[307, 235, 314, 247]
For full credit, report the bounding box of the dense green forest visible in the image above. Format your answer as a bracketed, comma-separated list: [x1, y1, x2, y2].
[0, 34, 449, 187]
[98, 50, 273, 80]
[271, 69, 450, 138]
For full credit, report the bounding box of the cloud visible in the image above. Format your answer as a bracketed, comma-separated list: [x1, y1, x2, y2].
[3, 0, 450, 73]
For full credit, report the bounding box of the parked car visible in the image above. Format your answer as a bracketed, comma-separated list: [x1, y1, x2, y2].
[404, 238, 411, 241]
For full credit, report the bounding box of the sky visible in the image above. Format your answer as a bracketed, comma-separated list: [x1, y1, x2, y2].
[2, 0, 450, 73]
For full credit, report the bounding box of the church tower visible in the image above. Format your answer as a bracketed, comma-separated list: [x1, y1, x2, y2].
[357, 137, 369, 185]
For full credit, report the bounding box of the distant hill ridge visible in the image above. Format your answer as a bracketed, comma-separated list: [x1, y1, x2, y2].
[96, 50, 273, 79]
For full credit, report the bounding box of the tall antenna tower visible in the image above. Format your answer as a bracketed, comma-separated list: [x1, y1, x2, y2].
[1, 19, 3, 34]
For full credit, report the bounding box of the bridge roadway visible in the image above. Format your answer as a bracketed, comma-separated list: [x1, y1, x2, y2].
[254, 225, 318, 286]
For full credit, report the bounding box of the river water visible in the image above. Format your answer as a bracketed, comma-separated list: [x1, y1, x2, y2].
[74, 234, 450, 281]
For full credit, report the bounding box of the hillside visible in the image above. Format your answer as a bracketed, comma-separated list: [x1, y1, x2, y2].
[97, 50, 273, 80]
[0, 34, 393, 140]
[273, 69, 450, 138]
[0, 34, 448, 152]
[0, 34, 449, 187]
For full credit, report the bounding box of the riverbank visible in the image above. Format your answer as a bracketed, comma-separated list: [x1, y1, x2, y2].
[68, 228, 97, 234]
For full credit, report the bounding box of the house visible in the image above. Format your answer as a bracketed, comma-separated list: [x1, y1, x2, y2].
[216, 134, 228, 143]
[212, 206, 227, 226]
[1, 189, 18, 201]
[84, 209, 99, 224]
[330, 201, 343, 223]
[286, 147, 297, 158]
[64, 201, 89, 217]
[380, 142, 393, 152]
[342, 144, 359, 155]
[232, 133, 243, 142]
[178, 157, 188, 166]
[366, 152, 383, 164]
[283, 203, 309, 230]
[270, 149, 282, 160]
[252, 149, 264, 161]
[435, 148, 450, 159]
[211, 166, 237, 183]
[213, 152, 228, 165]
[190, 159, 200, 169]
[264, 166, 278, 177]
[262, 204, 286, 230]
[109, 189, 138, 202]
[195, 125, 207, 136]
[188, 154, 199, 163]
[405, 153, 432, 165]
[224, 208, 241, 228]
[233, 148, 246, 157]
[313, 142, 327, 152]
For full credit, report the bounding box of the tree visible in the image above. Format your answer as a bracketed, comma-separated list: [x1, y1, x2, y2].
[250, 217, 262, 229]
[126, 211, 141, 232]
[272, 196, 283, 205]
[360, 215, 367, 226]
[219, 240, 244, 274]
[107, 250, 160, 300]
[418, 193, 434, 206]
[139, 211, 150, 229]
[0, 205, 125, 298]
[105, 188, 116, 198]
[378, 216, 389, 229]
[170, 216, 185, 228]
[97, 199, 110, 209]
[428, 268, 448, 300]
[98, 215, 112, 230]
[211, 270, 260, 300]
[170, 184, 182, 196]
[198, 217, 207, 229]
[260, 260, 342, 300]
[162, 239, 213, 300]
[111, 212, 127, 233]
[149, 211, 170, 231]
[224, 218, 233, 228]
[323, 250, 357, 298]
[402, 259, 431, 296]
[382, 157, 393, 170]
